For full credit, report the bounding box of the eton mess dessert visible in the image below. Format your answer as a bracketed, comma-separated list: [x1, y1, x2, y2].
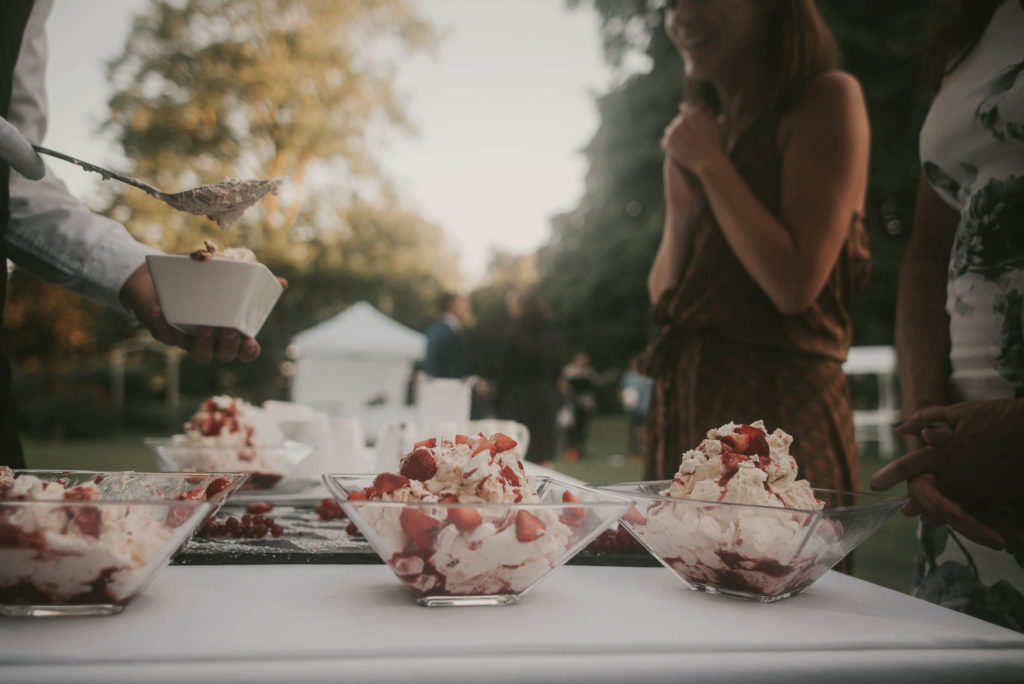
[342, 433, 584, 599]
[0, 467, 221, 611]
[624, 421, 843, 599]
[189, 239, 257, 263]
[158, 396, 295, 489]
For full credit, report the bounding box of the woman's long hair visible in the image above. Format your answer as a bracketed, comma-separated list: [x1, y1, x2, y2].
[686, 0, 837, 112]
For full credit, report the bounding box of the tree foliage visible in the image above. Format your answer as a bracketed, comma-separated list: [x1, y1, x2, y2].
[8, 0, 458, 432]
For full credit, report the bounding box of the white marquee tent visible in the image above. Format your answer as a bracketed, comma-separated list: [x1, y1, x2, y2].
[289, 301, 426, 418]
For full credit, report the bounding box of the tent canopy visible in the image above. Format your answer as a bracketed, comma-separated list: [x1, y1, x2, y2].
[291, 301, 426, 360]
[289, 301, 425, 417]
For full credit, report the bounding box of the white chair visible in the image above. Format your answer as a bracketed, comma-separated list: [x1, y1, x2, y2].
[415, 373, 474, 425]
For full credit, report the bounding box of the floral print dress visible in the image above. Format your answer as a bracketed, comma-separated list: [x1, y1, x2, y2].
[916, 0, 1024, 631]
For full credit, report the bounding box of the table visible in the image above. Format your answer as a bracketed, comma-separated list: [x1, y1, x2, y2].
[2, 564, 1023, 683]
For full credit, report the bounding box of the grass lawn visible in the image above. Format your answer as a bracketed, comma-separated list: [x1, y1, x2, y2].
[21, 414, 917, 595]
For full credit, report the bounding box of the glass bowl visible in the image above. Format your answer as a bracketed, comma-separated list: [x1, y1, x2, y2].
[146, 437, 313, 490]
[600, 481, 907, 603]
[323, 474, 633, 607]
[0, 470, 242, 616]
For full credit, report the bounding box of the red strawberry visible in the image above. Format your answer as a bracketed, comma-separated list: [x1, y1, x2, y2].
[455, 434, 470, 445]
[347, 490, 368, 500]
[414, 438, 437, 449]
[315, 498, 346, 521]
[373, 472, 409, 494]
[622, 507, 647, 525]
[500, 465, 521, 487]
[447, 506, 483, 532]
[72, 506, 102, 537]
[735, 424, 770, 457]
[492, 433, 518, 452]
[720, 433, 751, 453]
[560, 490, 587, 525]
[400, 508, 440, 550]
[473, 435, 495, 456]
[246, 501, 275, 514]
[400, 448, 438, 481]
[515, 510, 546, 542]
[204, 477, 232, 499]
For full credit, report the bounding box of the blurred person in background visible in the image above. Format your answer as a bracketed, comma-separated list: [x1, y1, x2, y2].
[494, 291, 563, 465]
[0, 0, 277, 468]
[559, 351, 599, 463]
[870, 0, 1024, 631]
[422, 292, 489, 419]
[644, 0, 870, 502]
[620, 354, 653, 461]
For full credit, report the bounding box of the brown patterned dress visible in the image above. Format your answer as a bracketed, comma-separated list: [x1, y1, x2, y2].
[643, 110, 870, 495]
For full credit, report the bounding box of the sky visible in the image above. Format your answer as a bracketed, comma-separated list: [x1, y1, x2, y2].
[42, 0, 612, 285]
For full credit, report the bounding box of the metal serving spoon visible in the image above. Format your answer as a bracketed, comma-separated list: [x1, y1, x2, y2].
[32, 145, 280, 230]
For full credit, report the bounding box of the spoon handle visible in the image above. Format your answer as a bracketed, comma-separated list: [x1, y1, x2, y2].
[32, 145, 164, 198]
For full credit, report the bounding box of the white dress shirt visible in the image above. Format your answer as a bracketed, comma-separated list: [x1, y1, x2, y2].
[5, 0, 159, 315]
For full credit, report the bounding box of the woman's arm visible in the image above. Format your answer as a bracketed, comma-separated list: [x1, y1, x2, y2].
[663, 71, 870, 314]
[895, 173, 958, 418]
[648, 157, 705, 304]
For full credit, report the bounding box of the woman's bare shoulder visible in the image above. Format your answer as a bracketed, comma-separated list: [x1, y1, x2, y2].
[780, 70, 868, 143]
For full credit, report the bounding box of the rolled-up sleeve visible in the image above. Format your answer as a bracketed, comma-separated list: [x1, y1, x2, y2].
[5, 0, 159, 315]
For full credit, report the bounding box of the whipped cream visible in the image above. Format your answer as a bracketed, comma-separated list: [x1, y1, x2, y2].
[352, 433, 573, 597]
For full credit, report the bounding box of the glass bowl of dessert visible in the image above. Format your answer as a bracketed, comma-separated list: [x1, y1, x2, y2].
[0, 467, 245, 616]
[601, 421, 907, 603]
[323, 432, 633, 607]
[146, 395, 314, 490]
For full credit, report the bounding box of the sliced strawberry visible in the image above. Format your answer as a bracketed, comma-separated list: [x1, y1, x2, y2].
[720, 433, 751, 453]
[400, 508, 440, 550]
[246, 501, 275, 514]
[439, 494, 458, 503]
[347, 490, 368, 501]
[734, 424, 770, 457]
[72, 506, 102, 537]
[455, 434, 470, 445]
[414, 438, 437, 449]
[205, 477, 232, 499]
[559, 490, 587, 525]
[315, 498, 346, 521]
[492, 433, 518, 452]
[622, 507, 647, 525]
[515, 510, 546, 542]
[400, 448, 438, 482]
[373, 472, 409, 494]
[473, 435, 495, 456]
[500, 465, 521, 487]
[447, 506, 483, 532]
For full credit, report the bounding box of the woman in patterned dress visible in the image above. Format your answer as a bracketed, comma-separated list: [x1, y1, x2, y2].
[872, 0, 1024, 631]
[644, 0, 870, 495]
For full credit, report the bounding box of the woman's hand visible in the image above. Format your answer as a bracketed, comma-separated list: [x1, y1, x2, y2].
[661, 102, 727, 177]
[871, 399, 1024, 549]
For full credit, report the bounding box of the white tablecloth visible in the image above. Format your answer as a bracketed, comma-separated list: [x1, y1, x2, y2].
[2, 565, 1023, 683]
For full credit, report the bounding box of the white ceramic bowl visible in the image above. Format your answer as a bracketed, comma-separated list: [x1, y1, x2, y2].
[146, 254, 283, 337]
